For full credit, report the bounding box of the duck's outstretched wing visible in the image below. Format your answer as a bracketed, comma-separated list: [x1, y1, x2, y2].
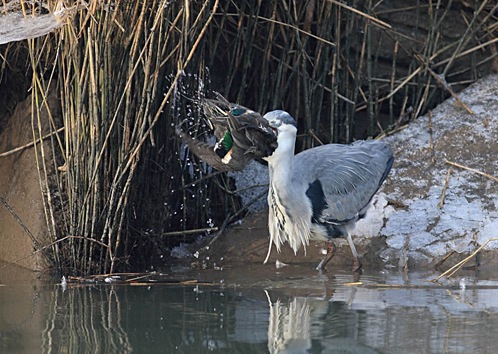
[202, 96, 231, 141]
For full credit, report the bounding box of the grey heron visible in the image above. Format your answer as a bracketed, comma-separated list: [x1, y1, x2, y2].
[263, 110, 393, 270]
[176, 97, 277, 171]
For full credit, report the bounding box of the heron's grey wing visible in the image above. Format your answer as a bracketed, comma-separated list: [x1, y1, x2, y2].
[176, 128, 251, 171]
[294, 140, 393, 224]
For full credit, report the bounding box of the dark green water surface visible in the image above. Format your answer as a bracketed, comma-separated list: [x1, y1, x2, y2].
[1, 262, 497, 354]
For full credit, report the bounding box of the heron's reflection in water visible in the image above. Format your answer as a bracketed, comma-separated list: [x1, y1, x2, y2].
[265, 289, 381, 354]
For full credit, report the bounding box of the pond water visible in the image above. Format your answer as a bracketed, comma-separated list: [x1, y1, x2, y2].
[1, 262, 498, 354]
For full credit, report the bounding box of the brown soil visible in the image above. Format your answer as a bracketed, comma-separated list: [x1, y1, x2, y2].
[187, 211, 389, 271]
[0, 91, 59, 270]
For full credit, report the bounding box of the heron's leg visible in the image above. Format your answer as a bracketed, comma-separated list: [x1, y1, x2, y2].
[316, 242, 336, 270]
[346, 232, 362, 272]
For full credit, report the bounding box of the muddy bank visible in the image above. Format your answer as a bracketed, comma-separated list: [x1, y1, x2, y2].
[0, 92, 59, 270]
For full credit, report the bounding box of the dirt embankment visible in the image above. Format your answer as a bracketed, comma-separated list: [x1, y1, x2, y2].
[0, 92, 59, 270]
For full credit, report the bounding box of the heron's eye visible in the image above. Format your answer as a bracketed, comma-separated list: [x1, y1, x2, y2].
[274, 120, 282, 127]
[231, 108, 246, 116]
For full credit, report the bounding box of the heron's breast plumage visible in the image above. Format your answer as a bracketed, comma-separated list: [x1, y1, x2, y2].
[267, 178, 312, 255]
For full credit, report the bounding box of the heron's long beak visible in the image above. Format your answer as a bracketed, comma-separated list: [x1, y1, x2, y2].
[268, 121, 279, 135]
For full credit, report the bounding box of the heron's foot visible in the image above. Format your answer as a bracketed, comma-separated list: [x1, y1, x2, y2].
[352, 257, 363, 272]
[316, 242, 336, 270]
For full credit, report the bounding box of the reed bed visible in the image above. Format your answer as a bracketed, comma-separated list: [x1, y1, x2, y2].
[1, 0, 496, 274]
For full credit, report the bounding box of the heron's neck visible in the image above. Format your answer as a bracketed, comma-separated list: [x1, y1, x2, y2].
[266, 131, 296, 188]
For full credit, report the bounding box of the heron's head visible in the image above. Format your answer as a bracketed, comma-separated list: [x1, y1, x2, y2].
[263, 111, 297, 161]
[263, 110, 297, 137]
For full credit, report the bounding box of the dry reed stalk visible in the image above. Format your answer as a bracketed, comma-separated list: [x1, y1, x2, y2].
[446, 161, 498, 183]
[163, 227, 219, 237]
[427, 67, 473, 114]
[309, 129, 324, 146]
[328, 0, 391, 29]
[438, 167, 451, 209]
[432, 37, 498, 69]
[0, 127, 65, 157]
[432, 238, 498, 282]
[17, 0, 225, 274]
[440, 0, 490, 77]
[428, 110, 435, 164]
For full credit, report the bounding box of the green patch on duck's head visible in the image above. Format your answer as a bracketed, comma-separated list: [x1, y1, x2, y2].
[231, 108, 246, 116]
